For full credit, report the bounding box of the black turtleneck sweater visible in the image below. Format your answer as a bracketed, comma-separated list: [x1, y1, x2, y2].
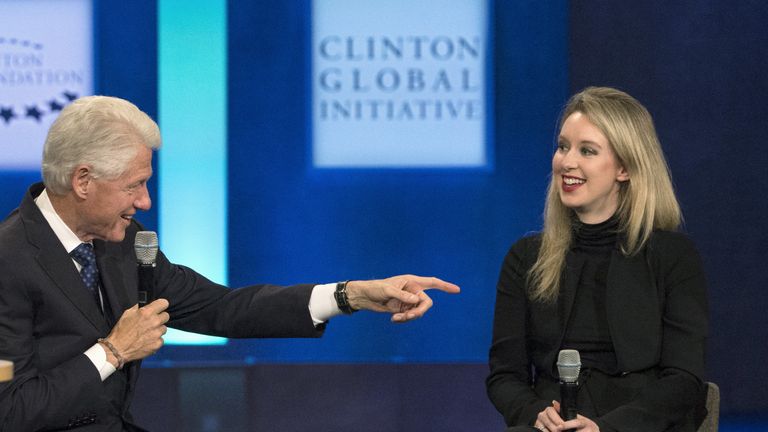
[562, 216, 620, 375]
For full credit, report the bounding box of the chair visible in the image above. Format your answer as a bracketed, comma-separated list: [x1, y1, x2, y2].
[0, 360, 12, 382]
[697, 382, 720, 432]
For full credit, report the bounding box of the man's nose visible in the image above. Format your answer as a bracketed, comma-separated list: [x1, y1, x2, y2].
[134, 185, 152, 210]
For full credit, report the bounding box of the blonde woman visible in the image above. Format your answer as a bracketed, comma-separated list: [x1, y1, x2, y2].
[487, 87, 708, 432]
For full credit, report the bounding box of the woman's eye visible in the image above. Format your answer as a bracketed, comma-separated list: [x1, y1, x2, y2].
[581, 147, 596, 156]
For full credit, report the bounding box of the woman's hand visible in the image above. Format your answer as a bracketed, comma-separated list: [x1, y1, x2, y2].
[534, 401, 600, 432]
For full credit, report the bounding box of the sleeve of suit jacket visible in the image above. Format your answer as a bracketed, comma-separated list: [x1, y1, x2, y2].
[150, 245, 325, 338]
[486, 235, 551, 426]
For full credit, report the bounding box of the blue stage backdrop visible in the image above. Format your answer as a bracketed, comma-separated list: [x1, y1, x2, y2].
[2, 0, 767, 421]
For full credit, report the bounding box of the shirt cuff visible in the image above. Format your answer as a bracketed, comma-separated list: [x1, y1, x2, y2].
[84, 343, 117, 381]
[308, 283, 343, 325]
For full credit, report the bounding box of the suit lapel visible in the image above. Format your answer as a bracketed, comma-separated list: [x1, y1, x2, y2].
[22, 200, 111, 333]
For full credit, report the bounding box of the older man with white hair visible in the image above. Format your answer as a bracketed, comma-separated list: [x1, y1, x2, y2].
[0, 96, 459, 431]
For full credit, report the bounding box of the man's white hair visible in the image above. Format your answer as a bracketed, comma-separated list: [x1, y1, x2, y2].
[42, 96, 161, 195]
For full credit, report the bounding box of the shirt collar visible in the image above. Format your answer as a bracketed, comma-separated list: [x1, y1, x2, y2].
[34, 188, 89, 254]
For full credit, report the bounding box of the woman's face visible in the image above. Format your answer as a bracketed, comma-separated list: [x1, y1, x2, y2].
[552, 112, 629, 224]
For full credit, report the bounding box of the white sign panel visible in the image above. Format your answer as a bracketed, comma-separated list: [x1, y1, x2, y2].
[312, 0, 488, 168]
[0, 0, 93, 170]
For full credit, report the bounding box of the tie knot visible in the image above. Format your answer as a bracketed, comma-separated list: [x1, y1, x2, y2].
[71, 243, 96, 267]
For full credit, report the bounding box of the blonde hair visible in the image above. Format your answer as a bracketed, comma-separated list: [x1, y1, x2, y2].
[528, 87, 681, 302]
[42, 96, 161, 195]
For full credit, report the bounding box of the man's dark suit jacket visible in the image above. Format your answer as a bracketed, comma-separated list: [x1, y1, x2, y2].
[0, 183, 324, 431]
[487, 231, 709, 432]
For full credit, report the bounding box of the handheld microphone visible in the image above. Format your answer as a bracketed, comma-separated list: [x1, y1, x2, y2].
[557, 349, 581, 429]
[134, 231, 158, 306]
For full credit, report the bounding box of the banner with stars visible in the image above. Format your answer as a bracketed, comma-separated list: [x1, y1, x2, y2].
[0, 0, 93, 170]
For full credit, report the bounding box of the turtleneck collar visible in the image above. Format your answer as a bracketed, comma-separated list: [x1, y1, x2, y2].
[572, 214, 620, 250]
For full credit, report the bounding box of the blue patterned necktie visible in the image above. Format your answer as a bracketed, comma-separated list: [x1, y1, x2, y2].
[70, 243, 102, 309]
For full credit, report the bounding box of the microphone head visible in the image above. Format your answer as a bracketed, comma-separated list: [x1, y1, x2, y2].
[557, 349, 581, 383]
[134, 231, 159, 265]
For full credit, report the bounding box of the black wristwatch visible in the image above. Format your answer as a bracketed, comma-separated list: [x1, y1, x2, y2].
[334, 280, 357, 314]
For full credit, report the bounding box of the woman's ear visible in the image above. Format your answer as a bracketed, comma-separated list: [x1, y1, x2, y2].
[616, 166, 630, 182]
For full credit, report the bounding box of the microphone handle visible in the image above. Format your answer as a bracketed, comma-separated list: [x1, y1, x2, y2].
[560, 380, 578, 432]
[137, 264, 154, 306]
